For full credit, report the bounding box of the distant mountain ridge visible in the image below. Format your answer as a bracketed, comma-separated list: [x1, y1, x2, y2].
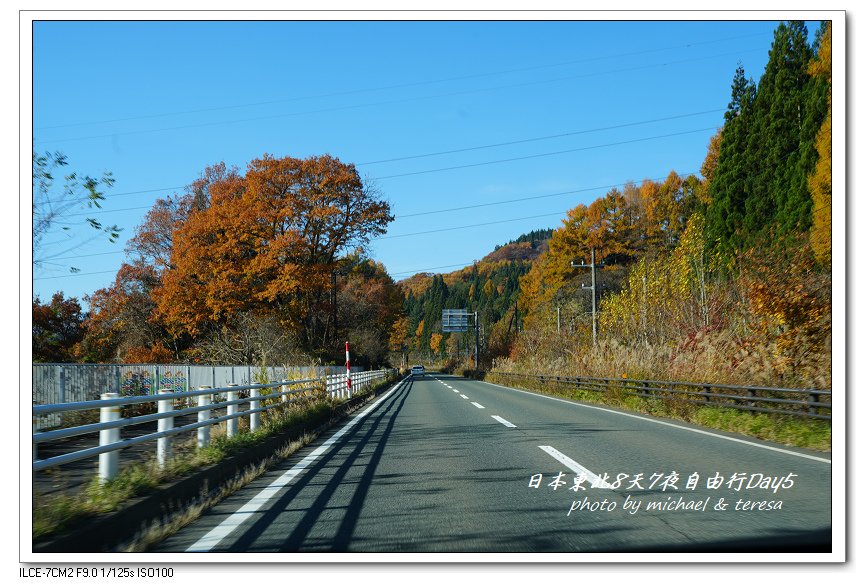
[395, 228, 553, 293]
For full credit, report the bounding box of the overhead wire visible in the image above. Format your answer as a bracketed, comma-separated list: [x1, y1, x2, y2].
[372, 126, 718, 180]
[33, 47, 759, 146]
[35, 200, 835, 280]
[36, 107, 721, 209]
[35, 31, 766, 131]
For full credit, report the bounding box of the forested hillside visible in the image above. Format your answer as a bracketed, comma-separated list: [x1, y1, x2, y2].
[501, 21, 832, 388]
[393, 21, 831, 390]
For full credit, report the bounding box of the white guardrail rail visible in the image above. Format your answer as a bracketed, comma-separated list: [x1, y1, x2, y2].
[32, 369, 394, 483]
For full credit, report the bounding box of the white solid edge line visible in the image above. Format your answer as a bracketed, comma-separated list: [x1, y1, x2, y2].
[471, 402, 485, 409]
[185, 379, 407, 552]
[491, 415, 517, 428]
[538, 445, 613, 489]
[480, 380, 830, 464]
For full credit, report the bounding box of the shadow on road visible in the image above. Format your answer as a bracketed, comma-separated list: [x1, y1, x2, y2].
[225, 378, 413, 552]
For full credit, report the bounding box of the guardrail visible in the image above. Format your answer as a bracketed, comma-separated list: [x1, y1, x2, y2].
[488, 371, 831, 420]
[32, 369, 394, 482]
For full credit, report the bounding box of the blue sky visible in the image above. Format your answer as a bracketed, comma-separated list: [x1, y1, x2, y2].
[31, 19, 819, 303]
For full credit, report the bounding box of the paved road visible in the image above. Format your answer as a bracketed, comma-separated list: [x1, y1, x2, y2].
[154, 374, 832, 553]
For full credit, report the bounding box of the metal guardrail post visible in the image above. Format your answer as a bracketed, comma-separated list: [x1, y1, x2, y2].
[198, 388, 212, 448]
[250, 384, 261, 432]
[98, 392, 121, 483]
[157, 388, 174, 469]
[227, 384, 239, 438]
[32, 404, 38, 462]
[808, 392, 819, 416]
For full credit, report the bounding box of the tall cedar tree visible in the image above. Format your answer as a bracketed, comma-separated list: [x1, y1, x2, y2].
[704, 64, 756, 254]
[707, 21, 827, 255]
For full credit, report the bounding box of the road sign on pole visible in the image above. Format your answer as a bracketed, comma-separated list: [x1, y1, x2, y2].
[442, 309, 470, 332]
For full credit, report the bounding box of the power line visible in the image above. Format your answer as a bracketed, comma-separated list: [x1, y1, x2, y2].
[373, 127, 718, 180]
[46, 170, 702, 261]
[35, 200, 837, 279]
[35, 31, 765, 132]
[357, 109, 722, 166]
[36, 186, 186, 208]
[395, 172, 698, 219]
[33, 269, 119, 281]
[389, 262, 478, 277]
[37, 108, 720, 209]
[33, 48, 758, 146]
[379, 210, 570, 240]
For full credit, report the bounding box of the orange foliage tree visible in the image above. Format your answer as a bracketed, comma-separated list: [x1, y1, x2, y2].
[153, 154, 393, 359]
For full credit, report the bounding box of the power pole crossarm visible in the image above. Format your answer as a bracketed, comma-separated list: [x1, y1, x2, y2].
[571, 247, 601, 348]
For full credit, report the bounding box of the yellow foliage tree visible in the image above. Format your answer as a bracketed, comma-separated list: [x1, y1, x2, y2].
[600, 213, 711, 345]
[808, 22, 831, 266]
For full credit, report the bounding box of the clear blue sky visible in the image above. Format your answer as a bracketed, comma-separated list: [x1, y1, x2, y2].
[31, 19, 820, 303]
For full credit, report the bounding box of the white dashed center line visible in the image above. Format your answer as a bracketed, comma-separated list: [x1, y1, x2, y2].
[491, 415, 516, 428]
[538, 445, 613, 488]
[471, 402, 484, 409]
[460, 394, 469, 399]
[452, 389, 459, 393]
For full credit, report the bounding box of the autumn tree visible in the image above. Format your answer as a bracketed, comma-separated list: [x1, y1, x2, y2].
[335, 254, 404, 366]
[33, 293, 86, 362]
[429, 333, 444, 356]
[78, 263, 172, 362]
[154, 154, 393, 360]
[389, 316, 410, 366]
[600, 213, 716, 346]
[807, 22, 831, 266]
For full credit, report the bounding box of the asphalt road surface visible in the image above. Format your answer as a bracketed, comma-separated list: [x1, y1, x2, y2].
[154, 374, 832, 553]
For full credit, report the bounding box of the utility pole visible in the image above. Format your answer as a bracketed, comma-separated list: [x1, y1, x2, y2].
[331, 270, 338, 345]
[571, 247, 600, 347]
[473, 311, 480, 371]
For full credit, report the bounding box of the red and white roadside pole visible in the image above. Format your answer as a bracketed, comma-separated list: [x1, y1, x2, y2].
[345, 341, 352, 397]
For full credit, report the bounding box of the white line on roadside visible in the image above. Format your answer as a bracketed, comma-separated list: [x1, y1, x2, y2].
[480, 380, 831, 464]
[491, 415, 517, 428]
[538, 445, 613, 488]
[471, 402, 485, 409]
[185, 379, 407, 552]
[460, 394, 469, 399]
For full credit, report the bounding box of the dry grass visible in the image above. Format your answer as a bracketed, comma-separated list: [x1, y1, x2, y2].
[485, 370, 830, 451]
[502, 326, 831, 390]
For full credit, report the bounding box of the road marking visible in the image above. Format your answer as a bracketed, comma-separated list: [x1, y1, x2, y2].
[460, 394, 469, 399]
[480, 380, 831, 464]
[491, 415, 516, 428]
[452, 389, 459, 393]
[539, 445, 613, 488]
[185, 378, 407, 552]
[471, 402, 485, 409]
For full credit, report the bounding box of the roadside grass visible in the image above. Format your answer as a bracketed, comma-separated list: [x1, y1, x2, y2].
[33, 379, 392, 542]
[484, 371, 831, 452]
